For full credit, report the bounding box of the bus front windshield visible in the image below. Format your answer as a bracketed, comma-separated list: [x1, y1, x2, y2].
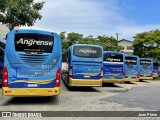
[125, 57, 137, 67]
[73, 46, 102, 58]
[140, 60, 151, 66]
[14, 33, 54, 53]
[104, 53, 123, 63]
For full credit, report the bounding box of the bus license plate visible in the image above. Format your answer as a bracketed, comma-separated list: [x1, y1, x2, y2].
[84, 76, 90, 78]
[28, 84, 38, 87]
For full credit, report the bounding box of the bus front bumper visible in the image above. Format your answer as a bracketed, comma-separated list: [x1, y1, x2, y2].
[69, 78, 102, 87]
[139, 77, 153, 80]
[2, 87, 60, 97]
[124, 78, 139, 82]
[102, 79, 125, 84]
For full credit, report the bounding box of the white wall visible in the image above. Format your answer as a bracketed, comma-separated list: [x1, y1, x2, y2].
[118, 40, 133, 54]
[0, 24, 9, 39]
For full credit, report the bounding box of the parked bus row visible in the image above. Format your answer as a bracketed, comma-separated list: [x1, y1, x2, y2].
[1, 29, 159, 97]
[62, 45, 158, 87]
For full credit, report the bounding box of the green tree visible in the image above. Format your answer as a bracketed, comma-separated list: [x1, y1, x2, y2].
[79, 35, 97, 44]
[59, 31, 69, 53]
[97, 35, 120, 51]
[59, 31, 66, 41]
[67, 32, 83, 46]
[61, 32, 120, 53]
[133, 29, 160, 60]
[62, 40, 69, 53]
[0, 0, 44, 30]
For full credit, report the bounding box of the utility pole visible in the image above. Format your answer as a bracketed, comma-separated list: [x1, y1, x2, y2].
[115, 33, 122, 41]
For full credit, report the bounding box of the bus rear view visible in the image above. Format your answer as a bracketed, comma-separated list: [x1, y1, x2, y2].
[63, 44, 103, 87]
[103, 51, 125, 84]
[153, 60, 159, 78]
[2, 29, 62, 96]
[124, 55, 140, 82]
[139, 58, 153, 80]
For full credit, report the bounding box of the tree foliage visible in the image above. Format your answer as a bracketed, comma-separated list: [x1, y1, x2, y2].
[67, 32, 83, 45]
[0, 0, 44, 30]
[133, 29, 160, 60]
[97, 35, 120, 51]
[60, 32, 120, 53]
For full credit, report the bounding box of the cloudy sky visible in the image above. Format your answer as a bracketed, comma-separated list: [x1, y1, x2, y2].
[21, 0, 160, 41]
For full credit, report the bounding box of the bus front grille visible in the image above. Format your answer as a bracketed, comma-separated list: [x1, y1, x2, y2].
[18, 54, 49, 65]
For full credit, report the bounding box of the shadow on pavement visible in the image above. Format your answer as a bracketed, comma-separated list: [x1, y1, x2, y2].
[102, 83, 123, 88]
[139, 80, 150, 83]
[102, 83, 131, 93]
[66, 86, 101, 92]
[61, 79, 101, 92]
[124, 81, 136, 84]
[3, 96, 59, 106]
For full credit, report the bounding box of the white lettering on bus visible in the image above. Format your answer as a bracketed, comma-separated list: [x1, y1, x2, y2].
[41, 65, 52, 69]
[125, 59, 136, 63]
[16, 38, 53, 46]
[17, 74, 36, 78]
[140, 61, 151, 64]
[78, 49, 97, 54]
[106, 58, 121, 62]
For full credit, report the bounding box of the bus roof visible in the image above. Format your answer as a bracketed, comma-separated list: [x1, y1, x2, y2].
[103, 51, 124, 55]
[140, 58, 153, 61]
[71, 44, 103, 48]
[153, 60, 158, 63]
[9, 29, 57, 35]
[125, 54, 139, 58]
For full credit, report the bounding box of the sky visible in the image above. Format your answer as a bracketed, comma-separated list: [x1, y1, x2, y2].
[21, 0, 160, 41]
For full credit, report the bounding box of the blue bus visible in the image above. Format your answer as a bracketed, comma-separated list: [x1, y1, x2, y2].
[62, 44, 103, 87]
[139, 58, 153, 80]
[124, 55, 140, 82]
[2, 29, 62, 96]
[103, 51, 125, 84]
[153, 60, 159, 77]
